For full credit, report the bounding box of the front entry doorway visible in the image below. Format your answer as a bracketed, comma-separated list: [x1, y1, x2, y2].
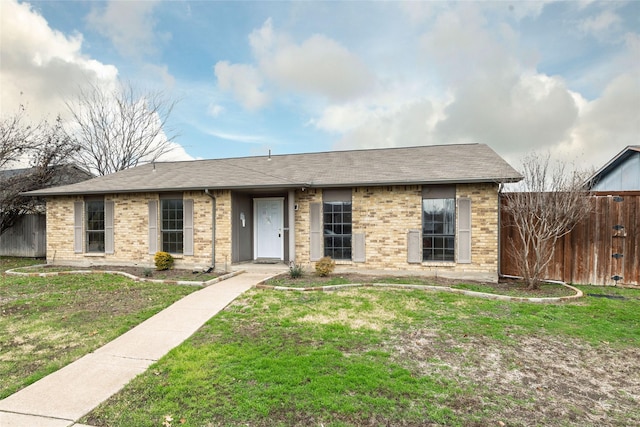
[254, 198, 284, 260]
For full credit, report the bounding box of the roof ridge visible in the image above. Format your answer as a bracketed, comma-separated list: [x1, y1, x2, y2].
[151, 142, 483, 165]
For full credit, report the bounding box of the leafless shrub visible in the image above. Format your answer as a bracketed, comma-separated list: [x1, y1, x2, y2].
[502, 153, 592, 289]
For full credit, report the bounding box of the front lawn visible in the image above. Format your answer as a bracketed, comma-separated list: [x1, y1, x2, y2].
[0, 257, 198, 398]
[84, 284, 640, 427]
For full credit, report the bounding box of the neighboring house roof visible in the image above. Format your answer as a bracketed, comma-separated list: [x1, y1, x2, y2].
[0, 164, 92, 184]
[587, 145, 640, 191]
[25, 143, 522, 196]
[1, 164, 93, 190]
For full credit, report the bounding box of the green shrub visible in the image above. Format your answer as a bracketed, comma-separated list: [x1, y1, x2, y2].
[315, 256, 335, 277]
[289, 263, 304, 279]
[154, 251, 174, 271]
[142, 268, 153, 277]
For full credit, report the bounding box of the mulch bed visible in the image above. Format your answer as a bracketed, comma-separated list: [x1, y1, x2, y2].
[35, 264, 221, 282]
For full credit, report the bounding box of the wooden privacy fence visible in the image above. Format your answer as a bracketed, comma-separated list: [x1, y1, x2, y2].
[500, 192, 639, 286]
[0, 213, 46, 258]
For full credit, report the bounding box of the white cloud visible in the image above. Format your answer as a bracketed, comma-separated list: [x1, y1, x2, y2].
[215, 18, 374, 110]
[331, 99, 441, 150]
[562, 73, 640, 168]
[155, 141, 196, 162]
[214, 61, 269, 110]
[435, 73, 580, 157]
[86, 0, 168, 60]
[580, 10, 621, 37]
[207, 104, 225, 118]
[203, 128, 268, 145]
[420, 5, 523, 84]
[0, 0, 118, 120]
[0, 0, 194, 166]
[325, 2, 586, 167]
[249, 19, 374, 101]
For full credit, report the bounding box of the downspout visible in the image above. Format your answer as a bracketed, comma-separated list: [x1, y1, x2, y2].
[497, 182, 503, 280]
[204, 189, 216, 271]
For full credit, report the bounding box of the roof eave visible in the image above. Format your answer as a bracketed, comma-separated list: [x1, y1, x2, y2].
[23, 176, 523, 197]
[586, 145, 640, 188]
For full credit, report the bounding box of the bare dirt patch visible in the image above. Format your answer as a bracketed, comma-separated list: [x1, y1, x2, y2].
[392, 330, 640, 426]
[269, 273, 576, 298]
[31, 264, 220, 282]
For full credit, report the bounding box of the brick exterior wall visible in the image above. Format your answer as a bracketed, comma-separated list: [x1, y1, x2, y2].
[45, 183, 500, 280]
[293, 188, 321, 264]
[292, 183, 500, 281]
[212, 190, 232, 271]
[46, 196, 81, 264]
[46, 191, 220, 270]
[351, 185, 423, 268]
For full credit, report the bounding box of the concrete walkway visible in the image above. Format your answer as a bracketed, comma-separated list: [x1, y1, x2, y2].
[0, 271, 280, 427]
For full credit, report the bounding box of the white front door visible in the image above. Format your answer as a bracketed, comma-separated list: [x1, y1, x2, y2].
[254, 198, 284, 260]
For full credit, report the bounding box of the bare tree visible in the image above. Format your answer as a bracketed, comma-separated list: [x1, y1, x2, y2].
[0, 114, 79, 235]
[0, 105, 39, 170]
[66, 81, 179, 176]
[501, 153, 592, 290]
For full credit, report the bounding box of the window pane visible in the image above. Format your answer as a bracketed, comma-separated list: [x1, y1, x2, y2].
[86, 201, 105, 253]
[86, 231, 105, 252]
[323, 200, 352, 260]
[422, 198, 455, 262]
[161, 199, 184, 254]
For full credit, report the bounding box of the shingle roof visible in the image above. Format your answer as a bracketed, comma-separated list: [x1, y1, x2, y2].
[25, 143, 522, 196]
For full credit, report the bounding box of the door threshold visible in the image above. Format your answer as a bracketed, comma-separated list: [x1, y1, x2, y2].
[254, 258, 284, 264]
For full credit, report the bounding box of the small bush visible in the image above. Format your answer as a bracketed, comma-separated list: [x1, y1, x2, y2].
[315, 256, 335, 277]
[142, 268, 153, 277]
[154, 251, 174, 271]
[289, 264, 304, 279]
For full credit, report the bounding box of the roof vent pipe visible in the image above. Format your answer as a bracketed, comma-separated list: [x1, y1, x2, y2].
[268, 149, 272, 161]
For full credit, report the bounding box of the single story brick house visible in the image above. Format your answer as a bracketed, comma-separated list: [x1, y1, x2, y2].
[26, 144, 522, 281]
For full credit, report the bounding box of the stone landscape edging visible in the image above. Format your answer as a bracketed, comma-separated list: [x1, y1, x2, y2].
[5, 264, 243, 287]
[254, 281, 583, 303]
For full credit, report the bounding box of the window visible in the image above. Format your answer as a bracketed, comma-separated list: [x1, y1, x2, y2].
[423, 187, 455, 262]
[86, 200, 105, 252]
[323, 190, 352, 260]
[161, 199, 183, 254]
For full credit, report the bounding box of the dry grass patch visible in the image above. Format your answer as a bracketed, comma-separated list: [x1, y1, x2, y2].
[0, 269, 197, 398]
[392, 330, 640, 426]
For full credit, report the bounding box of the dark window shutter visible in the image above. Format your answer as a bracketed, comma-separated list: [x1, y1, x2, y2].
[74, 201, 83, 253]
[105, 201, 115, 254]
[148, 200, 158, 255]
[458, 198, 472, 263]
[407, 229, 421, 263]
[353, 233, 365, 263]
[183, 199, 194, 256]
[310, 202, 322, 261]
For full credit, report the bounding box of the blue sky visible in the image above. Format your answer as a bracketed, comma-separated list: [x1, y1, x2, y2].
[1, 0, 638, 171]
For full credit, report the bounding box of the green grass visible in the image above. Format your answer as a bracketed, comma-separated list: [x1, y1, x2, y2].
[7, 263, 220, 282]
[84, 285, 640, 427]
[0, 256, 43, 271]
[0, 257, 198, 398]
